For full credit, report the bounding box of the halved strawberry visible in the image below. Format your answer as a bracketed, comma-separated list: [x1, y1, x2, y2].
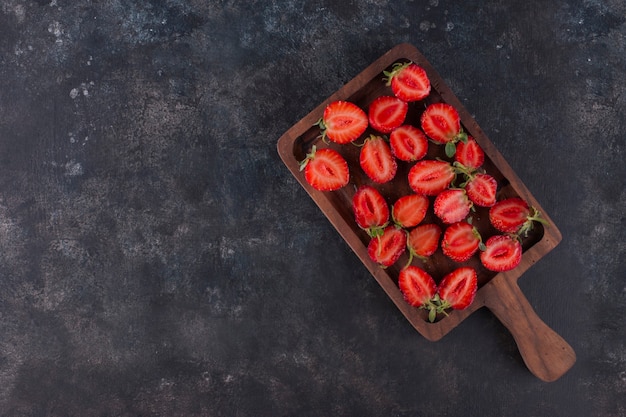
[480, 234, 522, 272]
[465, 173, 497, 207]
[392, 194, 429, 228]
[352, 185, 389, 237]
[455, 137, 484, 170]
[389, 125, 429, 162]
[489, 198, 548, 236]
[437, 266, 478, 311]
[316, 101, 368, 144]
[398, 266, 439, 322]
[433, 189, 472, 224]
[420, 103, 467, 157]
[441, 221, 483, 262]
[383, 61, 431, 102]
[398, 266, 437, 307]
[299, 145, 349, 191]
[408, 160, 455, 196]
[367, 226, 407, 267]
[407, 223, 442, 261]
[360, 135, 397, 183]
[368, 96, 408, 134]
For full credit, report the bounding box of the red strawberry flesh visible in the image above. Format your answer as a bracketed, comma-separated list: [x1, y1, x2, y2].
[392, 194, 429, 228]
[389, 125, 429, 162]
[408, 160, 455, 196]
[368, 96, 408, 134]
[367, 226, 406, 267]
[300, 146, 349, 191]
[352, 185, 389, 236]
[437, 266, 478, 310]
[398, 266, 437, 308]
[480, 235, 522, 272]
[320, 101, 368, 144]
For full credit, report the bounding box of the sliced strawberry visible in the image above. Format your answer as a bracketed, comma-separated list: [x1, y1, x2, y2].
[359, 135, 397, 183]
[489, 197, 548, 236]
[398, 266, 438, 321]
[384, 61, 431, 102]
[367, 226, 407, 267]
[455, 137, 484, 169]
[352, 185, 389, 237]
[441, 221, 482, 262]
[299, 145, 349, 191]
[480, 234, 522, 272]
[407, 223, 442, 261]
[368, 95, 408, 134]
[433, 189, 472, 224]
[389, 125, 429, 162]
[316, 101, 368, 144]
[465, 173, 497, 207]
[489, 197, 530, 233]
[437, 266, 478, 310]
[408, 160, 455, 196]
[392, 194, 429, 228]
[421, 102, 467, 157]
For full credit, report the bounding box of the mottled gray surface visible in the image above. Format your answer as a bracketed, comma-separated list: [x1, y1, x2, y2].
[0, 0, 624, 416]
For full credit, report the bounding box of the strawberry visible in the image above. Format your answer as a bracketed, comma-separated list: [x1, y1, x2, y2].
[420, 102, 467, 157]
[433, 189, 472, 224]
[407, 223, 441, 262]
[489, 198, 549, 236]
[299, 145, 349, 191]
[352, 185, 389, 237]
[465, 173, 497, 207]
[392, 194, 429, 229]
[408, 160, 455, 196]
[398, 266, 437, 307]
[441, 221, 483, 262]
[367, 226, 407, 267]
[455, 137, 484, 169]
[316, 101, 368, 144]
[480, 234, 522, 272]
[398, 266, 439, 322]
[368, 95, 408, 134]
[436, 266, 478, 311]
[359, 135, 397, 183]
[383, 61, 431, 102]
[389, 125, 429, 162]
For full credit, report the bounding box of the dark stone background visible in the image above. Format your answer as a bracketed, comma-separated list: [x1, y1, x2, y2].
[0, 1, 624, 416]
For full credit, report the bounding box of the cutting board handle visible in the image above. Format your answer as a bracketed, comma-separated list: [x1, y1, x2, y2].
[482, 276, 576, 382]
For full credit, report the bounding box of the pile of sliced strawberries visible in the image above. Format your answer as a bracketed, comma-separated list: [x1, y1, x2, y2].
[299, 61, 548, 322]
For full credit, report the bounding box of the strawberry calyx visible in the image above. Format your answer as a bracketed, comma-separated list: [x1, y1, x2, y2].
[444, 131, 468, 158]
[314, 118, 331, 143]
[299, 145, 318, 171]
[517, 206, 549, 237]
[382, 61, 412, 86]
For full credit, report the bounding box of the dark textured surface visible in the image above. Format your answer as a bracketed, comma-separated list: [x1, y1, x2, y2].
[0, 1, 624, 416]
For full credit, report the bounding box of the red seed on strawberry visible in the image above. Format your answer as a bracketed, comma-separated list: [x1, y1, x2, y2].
[441, 221, 483, 262]
[359, 135, 397, 184]
[316, 101, 368, 144]
[367, 226, 407, 267]
[392, 194, 429, 229]
[408, 160, 456, 196]
[299, 145, 349, 191]
[368, 95, 408, 134]
[352, 185, 389, 237]
[389, 125, 429, 162]
[480, 234, 522, 272]
[383, 61, 431, 102]
[433, 189, 472, 224]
